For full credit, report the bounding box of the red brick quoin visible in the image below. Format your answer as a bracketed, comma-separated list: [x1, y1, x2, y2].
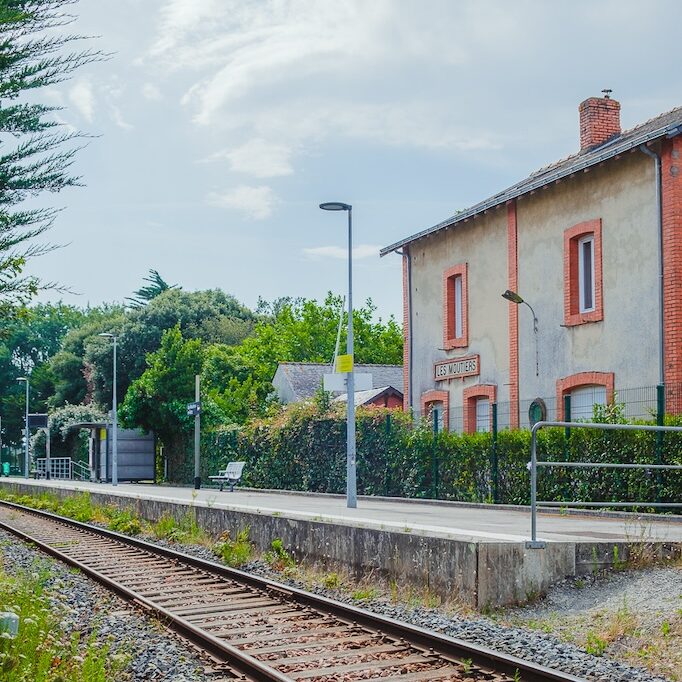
[563, 219, 603, 327]
[421, 390, 449, 432]
[462, 384, 496, 434]
[507, 200, 519, 428]
[661, 136, 682, 412]
[556, 371, 615, 420]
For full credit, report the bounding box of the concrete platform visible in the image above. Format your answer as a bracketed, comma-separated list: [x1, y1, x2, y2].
[2, 478, 680, 609]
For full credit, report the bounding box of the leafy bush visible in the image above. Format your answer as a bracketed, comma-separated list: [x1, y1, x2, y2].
[215, 400, 682, 510]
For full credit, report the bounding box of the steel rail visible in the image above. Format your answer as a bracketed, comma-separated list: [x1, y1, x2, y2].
[0, 499, 586, 682]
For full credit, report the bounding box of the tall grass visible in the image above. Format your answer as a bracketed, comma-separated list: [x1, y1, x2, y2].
[0, 560, 127, 680]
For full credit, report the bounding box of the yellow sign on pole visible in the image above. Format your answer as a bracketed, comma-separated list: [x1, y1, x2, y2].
[336, 354, 354, 373]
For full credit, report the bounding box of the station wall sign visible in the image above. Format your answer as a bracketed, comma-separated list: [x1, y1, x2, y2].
[434, 354, 480, 382]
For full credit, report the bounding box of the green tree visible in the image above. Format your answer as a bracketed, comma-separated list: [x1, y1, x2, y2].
[238, 293, 402, 384]
[125, 269, 178, 308]
[0, 0, 103, 312]
[0, 301, 86, 444]
[87, 288, 254, 408]
[47, 304, 125, 407]
[47, 289, 254, 412]
[119, 326, 207, 481]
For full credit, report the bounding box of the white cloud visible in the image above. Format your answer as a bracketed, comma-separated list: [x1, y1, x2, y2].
[68, 80, 95, 122]
[205, 138, 294, 177]
[207, 185, 276, 220]
[146, 0, 504, 156]
[142, 83, 163, 101]
[303, 244, 380, 260]
[110, 104, 134, 131]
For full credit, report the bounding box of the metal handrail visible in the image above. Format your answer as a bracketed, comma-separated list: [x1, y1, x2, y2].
[70, 460, 90, 481]
[527, 420, 682, 548]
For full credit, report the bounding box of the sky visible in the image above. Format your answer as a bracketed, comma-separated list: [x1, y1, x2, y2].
[25, 0, 682, 320]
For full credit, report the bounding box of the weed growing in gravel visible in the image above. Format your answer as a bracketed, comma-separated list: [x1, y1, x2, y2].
[264, 539, 296, 571]
[0, 563, 126, 680]
[351, 588, 378, 601]
[321, 572, 342, 589]
[213, 528, 253, 567]
[584, 631, 608, 656]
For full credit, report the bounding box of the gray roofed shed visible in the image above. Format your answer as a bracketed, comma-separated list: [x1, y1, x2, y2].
[272, 362, 403, 404]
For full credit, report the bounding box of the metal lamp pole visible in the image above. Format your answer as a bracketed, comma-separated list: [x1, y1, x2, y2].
[502, 289, 539, 377]
[16, 377, 29, 478]
[320, 202, 357, 509]
[98, 333, 118, 486]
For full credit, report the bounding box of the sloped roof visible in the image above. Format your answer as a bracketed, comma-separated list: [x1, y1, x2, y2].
[381, 105, 682, 256]
[333, 385, 403, 407]
[275, 362, 403, 401]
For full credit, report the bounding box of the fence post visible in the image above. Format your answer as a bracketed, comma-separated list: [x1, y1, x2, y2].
[562, 394, 571, 501]
[431, 416, 439, 499]
[656, 383, 665, 502]
[491, 402, 499, 503]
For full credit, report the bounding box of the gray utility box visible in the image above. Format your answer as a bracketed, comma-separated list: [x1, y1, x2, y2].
[97, 428, 155, 482]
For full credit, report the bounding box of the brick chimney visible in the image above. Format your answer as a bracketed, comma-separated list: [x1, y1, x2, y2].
[579, 95, 621, 150]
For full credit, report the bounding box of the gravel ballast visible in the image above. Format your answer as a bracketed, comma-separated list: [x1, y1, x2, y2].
[145, 534, 675, 682]
[2, 508, 677, 682]
[0, 529, 232, 681]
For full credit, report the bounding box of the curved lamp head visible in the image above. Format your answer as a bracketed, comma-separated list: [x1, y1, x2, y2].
[98, 332, 115, 339]
[16, 377, 27, 382]
[319, 202, 351, 211]
[502, 289, 524, 305]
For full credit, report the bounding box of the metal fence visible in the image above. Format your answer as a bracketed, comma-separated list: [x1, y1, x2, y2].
[527, 420, 682, 547]
[35, 457, 72, 480]
[414, 383, 675, 434]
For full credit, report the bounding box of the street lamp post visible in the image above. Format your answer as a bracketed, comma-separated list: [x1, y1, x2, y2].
[16, 377, 29, 478]
[98, 333, 118, 486]
[502, 290, 539, 377]
[319, 201, 357, 509]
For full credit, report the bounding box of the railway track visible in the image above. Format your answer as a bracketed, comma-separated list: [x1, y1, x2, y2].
[0, 500, 585, 682]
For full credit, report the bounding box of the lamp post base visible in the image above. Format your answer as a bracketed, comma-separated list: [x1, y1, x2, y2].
[193, 476, 201, 490]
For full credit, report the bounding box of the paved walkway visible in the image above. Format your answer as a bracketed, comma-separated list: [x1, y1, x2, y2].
[3, 478, 682, 545]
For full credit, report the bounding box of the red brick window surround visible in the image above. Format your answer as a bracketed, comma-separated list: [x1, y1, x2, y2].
[564, 219, 603, 326]
[421, 390, 449, 432]
[463, 384, 496, 434]
[443, 263, 468, 349]
[556, 371, 614, 420]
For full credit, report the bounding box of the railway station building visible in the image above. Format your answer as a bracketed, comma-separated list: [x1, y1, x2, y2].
[381, 95, 682, 433]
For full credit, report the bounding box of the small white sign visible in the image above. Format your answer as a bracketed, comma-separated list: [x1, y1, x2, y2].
[323, 373, 373, 392]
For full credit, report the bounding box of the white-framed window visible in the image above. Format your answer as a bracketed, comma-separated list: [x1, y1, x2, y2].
[454, 275, 463, 339]
[570, 384, 606, 420]
[578, 234, 595, 313]
[475, 397, 490, 433]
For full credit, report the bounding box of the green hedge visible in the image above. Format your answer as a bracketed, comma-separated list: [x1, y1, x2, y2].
[195, 402, 682, 509]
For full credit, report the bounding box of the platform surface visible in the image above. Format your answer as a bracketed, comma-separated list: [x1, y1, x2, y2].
[3, 477, 682, 545]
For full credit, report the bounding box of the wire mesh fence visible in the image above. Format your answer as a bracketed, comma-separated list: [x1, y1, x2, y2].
[413, 383, 674, 435]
